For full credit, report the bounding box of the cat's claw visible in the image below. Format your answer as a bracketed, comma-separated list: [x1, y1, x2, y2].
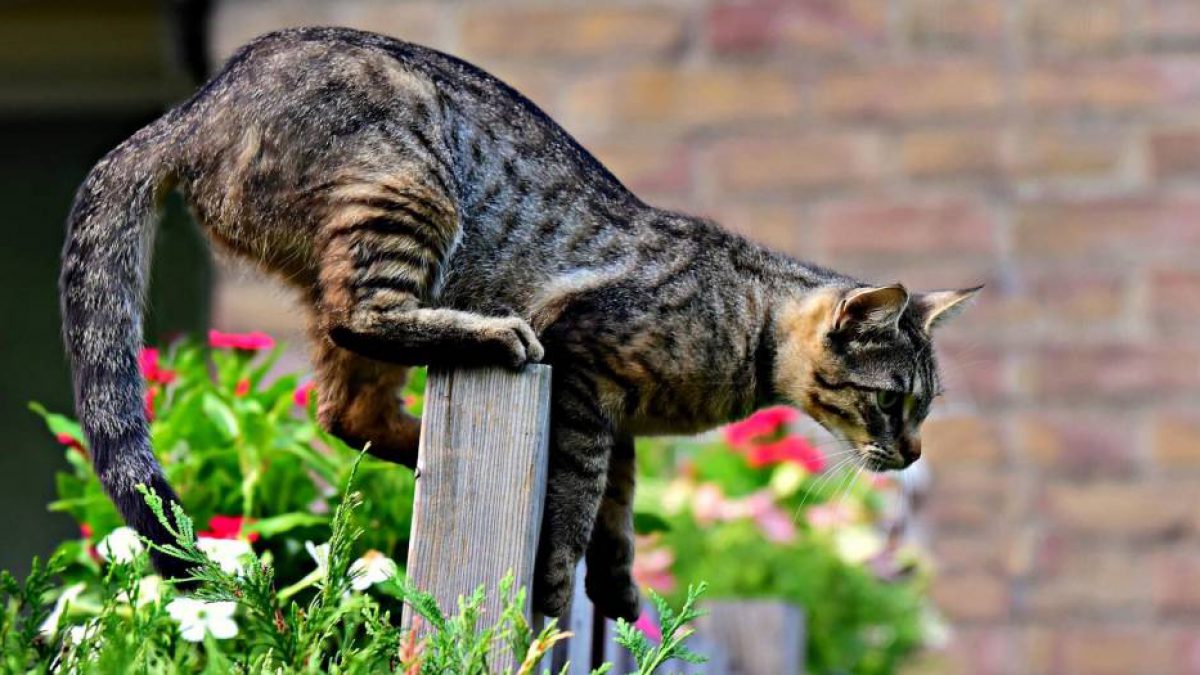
[479, 316, 544, 368]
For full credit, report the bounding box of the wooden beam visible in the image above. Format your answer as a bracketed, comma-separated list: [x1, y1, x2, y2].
[405, 364, 553, 630]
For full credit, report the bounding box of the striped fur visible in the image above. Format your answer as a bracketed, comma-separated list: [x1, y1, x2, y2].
[60, 27, 978, 620]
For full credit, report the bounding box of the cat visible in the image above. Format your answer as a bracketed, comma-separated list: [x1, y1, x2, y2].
[60, 26, 979, 621]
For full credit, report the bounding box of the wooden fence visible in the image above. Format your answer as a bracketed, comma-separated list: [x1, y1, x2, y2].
[405, 365, 805, 674]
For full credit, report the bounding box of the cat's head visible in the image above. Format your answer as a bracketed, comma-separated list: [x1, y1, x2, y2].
[773, 284, 980, 471]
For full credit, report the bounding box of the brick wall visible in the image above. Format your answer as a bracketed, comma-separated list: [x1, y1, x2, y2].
[210, 3, 1200, 672]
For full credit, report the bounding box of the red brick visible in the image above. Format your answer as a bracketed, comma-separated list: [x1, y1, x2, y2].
[933, 535, 1010, 575]
[707, 0, 887, 57]
[1024, 0, 1127, 54]
[1023, 60, 1169, 112]
[923, 415, 1005, 468]
[1153, 410, 1200, 468]
[897, 128, 1005, 180]
[905, 0, 1006, 50]
[927, 467, 1014, 531]
[562, 67, 803, 132]
[1021, 343, 1200, 402]
[1025, 545, 1150, 617]
[813, 61, 1004, 122]
[1150, 127, 1200, 178]
[817, 196, 996, 257]
[460, 6, 684, 61]
[715, 203, 821, 259]
[931, 571, 1010, 622]
[1059, 627, 1173, 675]
[1044, 481, 1195, 539]
[1152, 549, 1200, 615]
[1016, 412, 1138, 476]
[1012, 127, 1130, 181]
[1151, 268, 1200, 337]
[589, 142, 692, 197]
[710, 132, 881, 194]
[1015, 197, 1200, 260]
[936, 341, 1012, 406]
[1141, 0, 1200, 46]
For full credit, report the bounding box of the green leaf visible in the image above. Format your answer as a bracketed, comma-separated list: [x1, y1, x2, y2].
[29, 402, 85, 444]
[633, 511, 672, 535]
[245, 513, 329, 538]
[201, 393, 240, 440]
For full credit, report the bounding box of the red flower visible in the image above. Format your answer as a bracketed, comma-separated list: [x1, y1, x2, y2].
[79, 523, 93, 540]
[56, 432, 87, 458]
[723, 406, 800, 448]
[208, 329, 275, 351]
[235, 378, 251, 397]
[144, 387, 158, 421]
[633, 610, 662, 643]
[293, 381, 315, 407]
[138, 347, 176, 384]
[746, 436, 825, 472]
[198, 515, 260, 543]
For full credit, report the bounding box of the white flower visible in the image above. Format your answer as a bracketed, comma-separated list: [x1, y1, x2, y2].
[116, 575, 163, 607]
[96, 527, 144, 563]
[197, 537, 253, 575]
[166, 598, 238, 642]
[349, 550, 398, 591]
[834, 525, 885, 565]
[38, 583, 86, 636]
[305, 540, 330, 577]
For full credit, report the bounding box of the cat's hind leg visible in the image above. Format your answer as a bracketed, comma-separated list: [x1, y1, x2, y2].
[311, 334, 421, 467]
[316, 178, 543, 368]
[584, 433, 641, 621]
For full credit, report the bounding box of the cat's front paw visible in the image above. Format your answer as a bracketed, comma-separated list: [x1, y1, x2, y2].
[586, 570, 641, 622]
[475, 316, 544, 368]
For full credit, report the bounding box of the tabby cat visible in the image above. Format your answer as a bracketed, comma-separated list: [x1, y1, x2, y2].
[60, 27, 978, 620]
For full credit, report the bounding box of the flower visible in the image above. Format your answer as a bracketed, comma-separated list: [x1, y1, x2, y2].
[690, 483, 726, 525]
[293, 381, 316, 407]
[39, 583, 86, 636]
[199, 515, 260, 543]
[138, 347, 176, 384]
[769, 462, 808, 498]
[632, 537, 676, 592]
[166, 598, 238, 641]
[834, 525, 886, 565]
[746, 436, 826, 472]
[723, 406, 800, 448]
[144, 387, 158, 421]
[234, 378, 251, 397]
[97, 527, 144, 563]
[306, 540, 331, 577]
[349, 550, 399, 591]
[55, 432, 87, 457]
[197, 537, 254, 575]
[208, 329, 275, 351]
[633, 610, 662, 643]
[79, 523, 93, 540]
[116, 575, 163, 607]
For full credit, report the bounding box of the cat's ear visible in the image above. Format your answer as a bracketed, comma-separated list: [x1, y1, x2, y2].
[914, 285, 983, 332]
[832, 284, 910, 334]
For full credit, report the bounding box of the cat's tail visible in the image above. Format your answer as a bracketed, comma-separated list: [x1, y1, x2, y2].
[59, 120, 191, 578]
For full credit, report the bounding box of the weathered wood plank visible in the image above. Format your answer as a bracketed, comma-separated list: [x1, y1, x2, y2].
[694, 600, 806, 674]
[405, 364, 553, 631]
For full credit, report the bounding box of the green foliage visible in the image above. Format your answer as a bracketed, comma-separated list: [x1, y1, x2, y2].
[10, 337, 693, 673]
[614, 583, 708, 675]
[635, 407, 941, 674]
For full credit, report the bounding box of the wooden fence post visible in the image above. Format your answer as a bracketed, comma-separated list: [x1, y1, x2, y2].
[405, 364, 553, 630]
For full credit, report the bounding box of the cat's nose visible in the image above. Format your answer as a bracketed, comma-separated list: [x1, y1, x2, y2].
[899, 434, 922, 465]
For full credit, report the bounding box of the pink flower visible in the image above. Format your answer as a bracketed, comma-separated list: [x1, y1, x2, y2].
[747, 436, 825, 472]
[633, 610, 662, 643]
[632, 539, 676, 593]
[138, 347, 176, 384]
[79, 523, 93, 540]
[234, 378, 251, 397]
[293, 381, 316, 407]
[208, 330, 275, 352]
[56, 432, 87, 457]
[198, 515, 260, 543]
[723, 406, 800, 448]
[691, 483, 726, 525]
[806, 503, 853, 530]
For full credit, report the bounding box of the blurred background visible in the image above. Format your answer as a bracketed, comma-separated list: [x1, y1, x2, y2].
[2, 1, 1199, 672]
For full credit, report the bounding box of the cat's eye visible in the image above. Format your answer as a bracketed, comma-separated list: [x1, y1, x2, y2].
[875, 390, 902, 411]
